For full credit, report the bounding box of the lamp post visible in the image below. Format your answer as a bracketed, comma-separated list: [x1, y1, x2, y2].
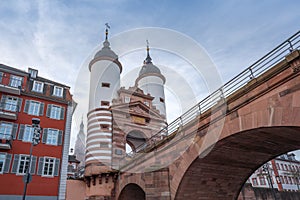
[22, 118, 42, 200]
[263, 163, 277, 200]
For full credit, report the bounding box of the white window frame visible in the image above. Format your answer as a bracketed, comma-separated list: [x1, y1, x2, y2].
[50, 105, 61, 119]
[28, 101, 40, 116]
[46, 129, 59, 145]
[4, 96, 18, 112]
[0, 122, 13, 140]
[42, 157, 55, 177]
[9, 75, 22, 88]
[32, 81, 44, 93]
[0, 154, 6, 174]
[23, 125, 34, 142]
[53, 86, 63, 97]
[17, 155, 30, 175]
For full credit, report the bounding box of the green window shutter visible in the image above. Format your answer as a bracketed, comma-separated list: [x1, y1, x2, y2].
[39, 102, 44, 116]
[57, 130, 63, 145]
[54, 158, 60, 176]
[43, 83, 47, 94]
[11, 154, 20, 173]
[30, 156, 37, 174]
[17, 98, 22, 112]
[60, 107, 65, 120]
[24, 100, 30, 113]
[46, 104, 52, 117]
[37, 157, 44, 175]
[3, 154, 12, 173]
[42, 128, 48, 143]
[18, 124, 25, 140]
[12, 123, 18, 139]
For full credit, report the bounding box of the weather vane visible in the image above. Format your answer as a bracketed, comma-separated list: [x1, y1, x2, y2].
[105, 23, 110, 40]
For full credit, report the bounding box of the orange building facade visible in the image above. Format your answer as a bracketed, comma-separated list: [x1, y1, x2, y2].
[0, 64, 76, 199]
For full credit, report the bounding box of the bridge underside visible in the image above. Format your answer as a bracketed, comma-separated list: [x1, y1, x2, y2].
[175, 126, 300, 200]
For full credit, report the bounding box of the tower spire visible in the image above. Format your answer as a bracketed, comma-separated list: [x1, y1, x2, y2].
[145, 39, 152, 64]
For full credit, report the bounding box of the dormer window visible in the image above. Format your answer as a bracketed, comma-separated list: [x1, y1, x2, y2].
[32, 81, 44, 93]
[53, 86, 63, 97]
[28, 68, 38, 78]
[124, 96, 130, 103]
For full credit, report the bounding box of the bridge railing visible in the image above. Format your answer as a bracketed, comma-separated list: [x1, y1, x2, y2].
[120, 30, 300, 165]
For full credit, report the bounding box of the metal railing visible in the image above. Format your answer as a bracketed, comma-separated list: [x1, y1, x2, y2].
[121, 30, 300, 163]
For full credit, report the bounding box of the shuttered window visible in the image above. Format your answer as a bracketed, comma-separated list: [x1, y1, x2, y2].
[46, 104, 65, 120]
[37, 157, 60, 177]
[11, 154, 37, 175]
[0, 153, 12, 174]
[0, 121, 18, 140]
[42, 128, 63, 145]
[24, 100, 44, 116]
[1, 95, 22, 112]
[18, 124, 34, 143]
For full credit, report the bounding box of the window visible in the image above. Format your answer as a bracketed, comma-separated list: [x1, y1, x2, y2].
[0, 72, 3, 83]
[259, 176, 266, 185]
[24, 100, 44, 116]
[18, 125, 34, 142]
[32, 81, 44, 93]
[46, 104, 64, 120]
[9, 75, 23, 88]
[53, 86, 63, 97]
[43, 157, 55, 176]
[42, 128, 62, 145]
[100, 124, 109, 130]
[11, 154, 36, 175]
[160, 97, 165, 103]
[37, 157, 60, 177]
[0, 122, 18, 140]
[252, 178, 258, 186]
[28, 68, 38, 78]
[115, 149, 123, 155]
[276, 163, 280, 170]
[0, 153, 12, 174]
[124, 96, 130, 103]
[101, 101, 110, 106]
[102, 82, 110, 88]
[1, 95, 22, 112]
[100, 142, 109, 148]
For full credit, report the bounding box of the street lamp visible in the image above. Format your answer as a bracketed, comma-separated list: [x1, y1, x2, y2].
[22, 118, 42, 200]
[263, 163, 277, 200]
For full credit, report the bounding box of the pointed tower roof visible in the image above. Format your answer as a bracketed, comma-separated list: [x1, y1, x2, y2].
[89, 23, 122, 72]
[136, 41, 165, 84]
[94, 24, 118, 60]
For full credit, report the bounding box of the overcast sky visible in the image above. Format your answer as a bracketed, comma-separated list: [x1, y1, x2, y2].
[0, 0, 299, 157]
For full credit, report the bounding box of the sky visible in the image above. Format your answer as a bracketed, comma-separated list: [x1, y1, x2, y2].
[0, 0, 299, 157]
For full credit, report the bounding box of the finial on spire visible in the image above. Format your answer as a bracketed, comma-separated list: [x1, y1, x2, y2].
[105, 23, 110, 40]
[145, 39, 152, 64]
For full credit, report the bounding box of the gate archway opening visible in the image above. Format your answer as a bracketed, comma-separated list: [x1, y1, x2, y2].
[118, 183, 145, 200]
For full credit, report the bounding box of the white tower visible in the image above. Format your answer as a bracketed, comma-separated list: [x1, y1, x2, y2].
[85, 26, 122, 174]
[74, 118, 86, 166]
[135, 43, 167, 118]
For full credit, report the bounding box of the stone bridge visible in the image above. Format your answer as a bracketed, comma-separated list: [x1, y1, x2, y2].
[115, 34, 300, 200]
